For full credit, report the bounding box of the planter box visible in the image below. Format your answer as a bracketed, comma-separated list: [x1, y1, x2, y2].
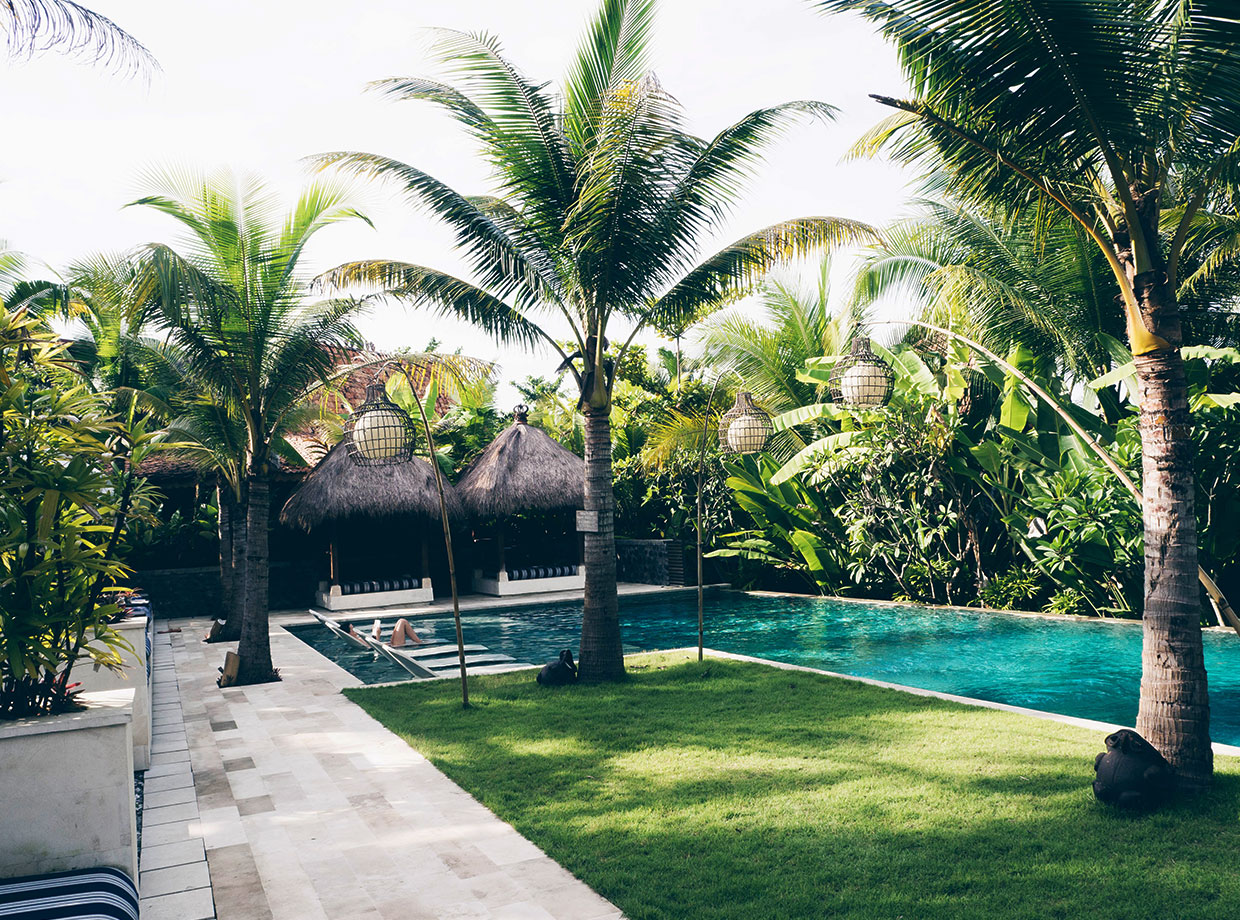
[0, 689, 137, 882]
[74, 617, 153, 769]
[473, 569, 586, 596]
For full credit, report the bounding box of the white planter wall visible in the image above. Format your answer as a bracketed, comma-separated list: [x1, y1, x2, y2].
[74, 616, 153, 769]
[0, 688, 138, 881]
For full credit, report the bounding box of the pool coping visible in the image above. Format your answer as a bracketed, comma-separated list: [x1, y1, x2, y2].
[742, 589, 1238, 633]
[692, 646, 1240, 758]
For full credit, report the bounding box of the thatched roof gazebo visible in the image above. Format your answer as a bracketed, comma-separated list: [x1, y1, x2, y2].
[456, 408, 585, 596]
[280, 443, 464, 609]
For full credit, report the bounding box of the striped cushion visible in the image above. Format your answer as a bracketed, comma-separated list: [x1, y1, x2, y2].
[0, 867, 139, 919]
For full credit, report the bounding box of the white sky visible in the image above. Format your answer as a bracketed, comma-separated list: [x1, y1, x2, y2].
[0, 0, 914, 402]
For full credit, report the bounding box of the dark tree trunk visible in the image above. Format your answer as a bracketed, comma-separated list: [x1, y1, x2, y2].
[235, 473, 277, 684]
[211, 481, 236, 641]
[578, 405, 624, 682]
[215, 482, 246, 642]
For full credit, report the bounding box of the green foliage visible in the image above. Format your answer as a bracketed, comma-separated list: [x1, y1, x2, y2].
[978, 567, 1040, 611]
[0, 306, 158, 718]
[349, 653, 1240, 920]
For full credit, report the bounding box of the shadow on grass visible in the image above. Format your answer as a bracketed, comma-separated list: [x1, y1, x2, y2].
[346, 654, 1240, 920]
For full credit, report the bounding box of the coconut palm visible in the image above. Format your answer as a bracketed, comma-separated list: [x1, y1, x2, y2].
[817, 0, 1240, 790]
[132, 168, 371, 684]
[2, 0, 153, 72]
[697, 256, 859, 415]
[316, 0, 873, 680]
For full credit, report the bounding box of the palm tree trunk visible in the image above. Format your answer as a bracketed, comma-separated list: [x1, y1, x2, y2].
[215, 480, 234, 633]
[579, 405, 625, 682]
[215, 482, 246, 642]
[1134, 343, 1211, 791]
[235, 473, 276, 683]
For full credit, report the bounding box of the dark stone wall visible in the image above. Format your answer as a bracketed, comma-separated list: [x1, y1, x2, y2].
[616, 539, 690, 586]
[135, 560, 319, 619]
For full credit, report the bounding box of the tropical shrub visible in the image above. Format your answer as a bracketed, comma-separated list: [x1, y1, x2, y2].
[0, 306, 158, 718]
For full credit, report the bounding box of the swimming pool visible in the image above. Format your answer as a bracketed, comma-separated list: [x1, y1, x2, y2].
[287, 591, 1240, 745]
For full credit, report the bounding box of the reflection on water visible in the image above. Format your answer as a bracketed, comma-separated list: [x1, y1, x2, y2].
[287, 592, 1240, 745]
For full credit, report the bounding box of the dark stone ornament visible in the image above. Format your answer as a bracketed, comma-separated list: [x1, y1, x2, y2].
[1092, 729, 1175, 809]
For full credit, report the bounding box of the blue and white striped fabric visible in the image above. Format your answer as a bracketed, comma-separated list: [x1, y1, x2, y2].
[0, 867, 138, 919]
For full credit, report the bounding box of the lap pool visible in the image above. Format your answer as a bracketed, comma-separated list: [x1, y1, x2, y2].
[287, 590, 1240, 745]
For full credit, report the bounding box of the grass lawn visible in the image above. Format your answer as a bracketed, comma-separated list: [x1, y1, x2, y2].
[344, 652, 1240, 920]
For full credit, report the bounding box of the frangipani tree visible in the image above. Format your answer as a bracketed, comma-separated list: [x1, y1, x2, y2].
[317, 0, 875, 681]
[817, 0, 1240, 790]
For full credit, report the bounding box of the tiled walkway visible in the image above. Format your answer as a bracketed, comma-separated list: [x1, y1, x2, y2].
[140, 629, 216, 919]
[154, 619, 623, 920]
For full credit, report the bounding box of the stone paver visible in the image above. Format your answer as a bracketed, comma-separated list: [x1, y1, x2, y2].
[141, 628, 216, 919]
[165, 618, 623, 920]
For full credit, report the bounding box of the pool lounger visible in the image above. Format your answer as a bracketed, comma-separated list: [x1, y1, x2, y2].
[359, 634, 437, 678]
[309, 610, 371, 650]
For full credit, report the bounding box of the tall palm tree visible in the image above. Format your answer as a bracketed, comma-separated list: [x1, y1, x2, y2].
[2, 0, 153, 72]
[817, 0, 1240, 791]
[316, 0, 873, 681]
[133, 168, 371, 684]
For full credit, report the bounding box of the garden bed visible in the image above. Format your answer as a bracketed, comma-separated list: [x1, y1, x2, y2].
[346, 652, 1240, 920]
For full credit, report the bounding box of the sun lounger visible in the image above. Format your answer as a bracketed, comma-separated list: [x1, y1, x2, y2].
[310, 610, 371, 650]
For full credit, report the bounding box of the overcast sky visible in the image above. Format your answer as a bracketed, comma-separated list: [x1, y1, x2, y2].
[1, 0, 913, 400]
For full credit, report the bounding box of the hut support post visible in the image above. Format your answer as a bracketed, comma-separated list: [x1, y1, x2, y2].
[329, 540, 338, 584]
[421, 538, 430, 584]
[497, 527, 506, 579]
[401, 365, 469, 709]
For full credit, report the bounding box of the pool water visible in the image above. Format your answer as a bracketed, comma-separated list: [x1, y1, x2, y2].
[287, 591, 1240, 745]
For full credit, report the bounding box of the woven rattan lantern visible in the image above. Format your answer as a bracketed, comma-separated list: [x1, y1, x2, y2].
[344, 381, 416, 466]
[828, 337, 894, 408]
[719, 392, 772, 455]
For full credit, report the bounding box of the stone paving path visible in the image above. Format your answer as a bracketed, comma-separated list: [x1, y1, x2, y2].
[158, 619, 623, 920]
[140, 628, 216, 919]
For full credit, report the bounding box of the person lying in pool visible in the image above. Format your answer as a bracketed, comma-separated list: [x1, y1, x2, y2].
[343, 618, 425, 647]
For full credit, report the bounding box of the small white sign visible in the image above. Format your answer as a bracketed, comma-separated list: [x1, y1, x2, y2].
[576, 510, 599, 533]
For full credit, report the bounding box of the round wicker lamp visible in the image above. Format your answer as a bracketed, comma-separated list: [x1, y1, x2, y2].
[719, 392, 772, 454]
[828, 337, 895, 408]
[344, 382, 417, 466]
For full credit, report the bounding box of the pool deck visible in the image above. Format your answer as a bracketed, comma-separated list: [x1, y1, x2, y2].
[146, 616, 623, 920]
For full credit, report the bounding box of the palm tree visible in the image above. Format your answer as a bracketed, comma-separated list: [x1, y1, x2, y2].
[133, 168, 371, 684]
[697, 256, 859, 414]
[316, 0, 873, 681]
[817, 0, 1240, 791]
[2, 0, 153, 72]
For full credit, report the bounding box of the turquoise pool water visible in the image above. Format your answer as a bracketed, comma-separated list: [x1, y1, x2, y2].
[287, 591, 1240, 745]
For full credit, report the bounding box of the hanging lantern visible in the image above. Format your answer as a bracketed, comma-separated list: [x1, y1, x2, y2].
[343, 381, 416, 466]
[828, 336, 894, 407]
[719, 392, 772, 454]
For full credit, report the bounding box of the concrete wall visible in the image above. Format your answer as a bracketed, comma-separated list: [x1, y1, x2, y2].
[617, 539, 683, 585]
[74, 616, 153, 769]
[0, 689, 137, 881]
[136, 560, 318, 618]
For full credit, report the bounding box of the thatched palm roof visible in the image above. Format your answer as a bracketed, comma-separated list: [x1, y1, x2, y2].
[280, 443, 463, 532]
[456, 415, 585, 518]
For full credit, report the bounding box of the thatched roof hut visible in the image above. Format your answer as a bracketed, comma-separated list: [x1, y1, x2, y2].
[456, 412, 584, 519]
[280, 442, 463, 532]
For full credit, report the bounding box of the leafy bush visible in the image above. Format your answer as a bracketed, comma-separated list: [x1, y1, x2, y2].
[0, 307, 157, 718]
[979, 567, 1042, 610]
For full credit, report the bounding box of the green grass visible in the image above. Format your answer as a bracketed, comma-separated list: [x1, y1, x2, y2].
[344, 653, 1240, 920]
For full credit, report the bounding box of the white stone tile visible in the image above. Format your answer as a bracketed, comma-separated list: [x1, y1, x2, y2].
[140, 859, 212, 897]
[144, 784, 198, 808]
[139, 886, 216, 920]
[140, 838, 207, 872]
[141, 819, 195, 848]
[144, 801, 200, 826]
[144, 770, 197, 795]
